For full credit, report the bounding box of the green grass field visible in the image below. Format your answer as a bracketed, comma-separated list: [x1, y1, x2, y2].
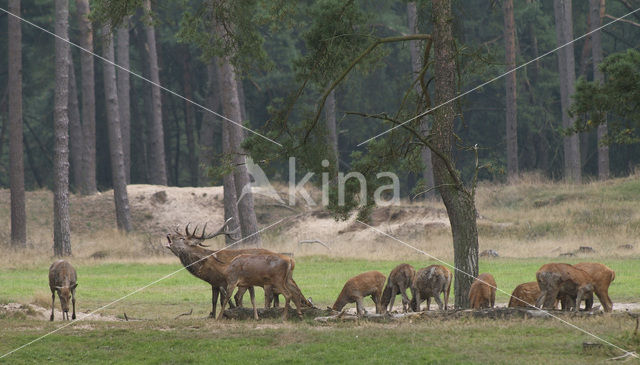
[1, 257, 639, 364]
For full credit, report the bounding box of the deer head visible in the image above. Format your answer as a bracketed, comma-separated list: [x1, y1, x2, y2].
[165, 218, 240, 252]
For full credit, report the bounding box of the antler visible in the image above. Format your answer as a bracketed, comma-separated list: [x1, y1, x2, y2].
[198, 218, 240, 242]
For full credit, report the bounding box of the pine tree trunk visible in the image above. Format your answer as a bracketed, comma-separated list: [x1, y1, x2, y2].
[198, 63, 219, 186]
[182, 50, 198, 186]
[591, 0, 609, 180]
[8, 0, 26, 247]
[117, 19, 131, 183]
[75, 0, 96, 195]
[215, 24, 261, 246]
[503, 0, 519, 181]
[431, 0, 479, 308]
[68, 59, 85, 192]
[408, 1, 435, 197]
[143, 0, 167, 185]
[53, 0, 72, 257]
[553, 0, 582, 183]
[325, 89, 339, 167]
[102, 26, 132, 232]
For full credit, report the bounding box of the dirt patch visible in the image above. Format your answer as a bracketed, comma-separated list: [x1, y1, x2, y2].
[0, 303, 122, 322]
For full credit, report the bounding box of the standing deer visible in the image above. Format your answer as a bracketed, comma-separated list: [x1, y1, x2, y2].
[535, 263, 594, 312]
[574, 262, 615, 312]
[410, 265, 452, 311]
[217, 253, 304, 320]
[331, 271, 386, 316]
[164, 219, 309, 318]
[49, 260, 78, 321]
[380, 264, 415, 313]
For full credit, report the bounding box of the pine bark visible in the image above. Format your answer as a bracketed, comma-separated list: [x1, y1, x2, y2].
[215, 24, 261, 246]
[117, 19, 131, 183]
[68, 59, 84, 192]
[325, 89, 339, 167]
[553, 0, 582, 183]
[591, 0, 609, 180]
[503, 0, 519, 180]
[199, 63, 219, 186]
[53, 0, 72, 256]
[408, 1, 435, 197]
[8, 0, 26, 247]
[182, 50, 198, 186]
[102, 26, 132, 232]
[143, 0, 168, 185]
[431, 0, 479, 308]
[75, 0, 96, 194]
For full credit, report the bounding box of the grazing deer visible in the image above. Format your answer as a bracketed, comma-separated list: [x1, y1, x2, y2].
[508, 282, 540, 308]
[164, 219, 309, 318]
[410, 265, 452, 311]
[469, 273, 496, 309]
[535, 263, 594, 312]
[574, 262, 615, 312]
[331, 271, 386, 316]
[380, 264, 415, 313]
[49, 260, 78, 321]
[217, 253, 304, 320]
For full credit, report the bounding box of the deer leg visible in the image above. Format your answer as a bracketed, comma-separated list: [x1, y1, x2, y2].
[491, 290, 496, 308]
[72, 290, 76, 320]
[387, 288, 397, 313]
[415, 291, 422, 312]
[234, 287, 245, 308]
[217, 284, 235, 320]
[249, 287, 258, 320]
[433, 294, 444, 311]
[400, 284, 410, 313]
[355, 298, 366, 316]
[50, 292, 55, 321]
[210, 286, 219, 318]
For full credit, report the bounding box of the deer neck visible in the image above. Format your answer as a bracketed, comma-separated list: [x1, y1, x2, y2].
[175, 246, 214, 275]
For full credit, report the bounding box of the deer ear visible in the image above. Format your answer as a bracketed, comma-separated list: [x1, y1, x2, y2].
[55, 286, 62, 290]
[71, 283, 78, 290]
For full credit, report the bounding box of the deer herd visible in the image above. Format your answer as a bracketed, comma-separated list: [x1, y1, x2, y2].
[47, 219, 616, 321]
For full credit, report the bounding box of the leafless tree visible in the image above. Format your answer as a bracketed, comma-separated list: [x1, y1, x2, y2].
[554, 0, 582, 183]
[8, 0, 26, 247]
[102, 25, 132, 232]
[53, 0, 71, 256]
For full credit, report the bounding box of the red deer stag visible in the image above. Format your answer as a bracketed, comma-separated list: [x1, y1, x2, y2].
[331, 271, 386, 316]
[380, 264, 415, 313]
[164, 220, 309, 318]
[574, 262, 615, 312]
[49, 260, 78, 321]
[535, 263, 594, 311]
[469, 273, 496, 309]
[410, 265, 452, 312]
[217, 253, 304, 320]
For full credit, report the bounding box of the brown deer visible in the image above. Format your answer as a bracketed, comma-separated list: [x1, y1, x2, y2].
[535, 263, 594, 311]
[380, 264, 415, 313]
[410, 265, 452, 311]
[574, 262, 615, 312]
[469, 273, 496, 309]
[331, 271, 386, 316]
[217, 253, 304, 320]
[164, 220, 309, 318]
[508, 282, 540, 308]
[49, 260, 78, 321]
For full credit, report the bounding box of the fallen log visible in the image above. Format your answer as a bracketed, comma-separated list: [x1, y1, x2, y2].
[222, 306, 327, 320]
